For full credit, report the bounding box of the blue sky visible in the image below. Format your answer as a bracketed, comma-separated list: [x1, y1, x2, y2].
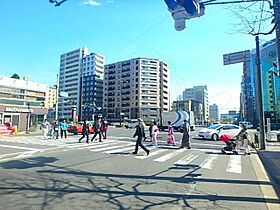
[0, 0, 275, 113]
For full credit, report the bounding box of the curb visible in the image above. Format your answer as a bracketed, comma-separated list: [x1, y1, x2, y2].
[257, 150, 280, 198]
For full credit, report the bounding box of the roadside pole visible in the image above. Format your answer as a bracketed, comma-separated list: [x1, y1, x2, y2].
[255, 35, 266, 150]
[272, 0, 280, 70]
[55, 74, 59, 121]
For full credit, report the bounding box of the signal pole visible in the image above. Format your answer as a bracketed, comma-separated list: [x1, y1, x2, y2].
[272, 0, 280, 70]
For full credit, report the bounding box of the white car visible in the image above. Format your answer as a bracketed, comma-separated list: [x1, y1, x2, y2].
[198, 124, 242, 141]
[124, 119, 138, 129]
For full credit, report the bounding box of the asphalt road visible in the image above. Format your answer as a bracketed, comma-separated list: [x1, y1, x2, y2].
[0, 127, 279, 210]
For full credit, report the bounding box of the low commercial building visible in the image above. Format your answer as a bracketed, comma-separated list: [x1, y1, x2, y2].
[0, 76, 48, 132]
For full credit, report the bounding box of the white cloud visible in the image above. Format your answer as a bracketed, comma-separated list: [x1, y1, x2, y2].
[80, 0, 101, 6]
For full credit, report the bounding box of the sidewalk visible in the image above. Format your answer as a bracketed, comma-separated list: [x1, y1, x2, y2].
[257, 141, 280, 197]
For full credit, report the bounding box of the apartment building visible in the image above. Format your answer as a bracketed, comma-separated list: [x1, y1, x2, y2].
[58, 48, 89, 121]
[81, 53, 105, 120]
[103, 58, 170, 122]
[183, 85, 209, 123]
[209, 104, 219, 123]
[46, 85, 57, 109]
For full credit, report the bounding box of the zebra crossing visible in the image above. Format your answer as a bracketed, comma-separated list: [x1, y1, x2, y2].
[0, 136, 246, 174]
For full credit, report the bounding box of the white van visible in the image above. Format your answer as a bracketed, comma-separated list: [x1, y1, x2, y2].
[239, 121, 253, 129]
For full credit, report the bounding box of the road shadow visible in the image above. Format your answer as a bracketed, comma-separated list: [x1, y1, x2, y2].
[0, 156, 58, 169]
[0, 155, 279, 209]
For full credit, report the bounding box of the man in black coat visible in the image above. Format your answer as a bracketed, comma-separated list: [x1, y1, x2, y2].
[132, 118, 150, 155]
[79, 119, 89, 143]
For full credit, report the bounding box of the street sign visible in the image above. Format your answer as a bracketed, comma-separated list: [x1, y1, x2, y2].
[223, 50, 250, 65]
[59, 91, 68, 97]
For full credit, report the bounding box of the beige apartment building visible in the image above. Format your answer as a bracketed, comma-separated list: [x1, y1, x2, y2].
[46, 85, 57, 109]
[103, 58, 170, 122]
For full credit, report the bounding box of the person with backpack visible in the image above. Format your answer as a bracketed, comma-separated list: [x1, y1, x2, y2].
[91, 118, 103, 142]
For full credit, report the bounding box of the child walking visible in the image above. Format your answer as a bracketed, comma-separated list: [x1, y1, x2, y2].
[167, 121, 176, 146]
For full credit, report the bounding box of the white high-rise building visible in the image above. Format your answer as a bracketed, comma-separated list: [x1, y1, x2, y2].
[58, 48, 89, 120]
[183, 85, 209, 123]
[103, 58, 170, 122]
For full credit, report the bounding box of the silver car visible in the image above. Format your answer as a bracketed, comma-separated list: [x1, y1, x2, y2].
[198, 124, 242, 141]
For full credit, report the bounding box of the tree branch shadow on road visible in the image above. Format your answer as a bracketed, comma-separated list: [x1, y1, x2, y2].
[0, 156, 279, 210]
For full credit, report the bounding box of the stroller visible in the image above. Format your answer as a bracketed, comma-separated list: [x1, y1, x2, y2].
[220, 134, 238, 155]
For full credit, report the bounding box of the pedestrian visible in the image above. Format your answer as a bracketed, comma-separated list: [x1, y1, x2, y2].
[167, 121, 176, 146]
[237, 124, 251, 155]
[132, 118, 150, 155]
[151, 121, 159, 146]
[40, 119, 50, 139]
[79, 119, 89, 143]
[180, 119, 191, 149]
[91, 118, 103, 142]
[101, 118, 108, 139]
[52, 121, 59, 139]
[148, 121, 153, 142]
[60, 119, 68, 139]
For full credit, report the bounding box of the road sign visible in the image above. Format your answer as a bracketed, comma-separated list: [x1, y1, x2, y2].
[223, 50, 250, 65]
[59, 91, 68, 97]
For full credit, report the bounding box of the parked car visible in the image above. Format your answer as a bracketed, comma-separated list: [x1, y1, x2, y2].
[198, 124, 242, 141]
[239, 121, 253, 129]
[67, 122, 95, 135]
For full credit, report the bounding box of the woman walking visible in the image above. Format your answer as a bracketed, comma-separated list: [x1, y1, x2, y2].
[180, 119, 191, 149]
[151, 121, 159, 146]
[167, 121, 176, 146]
[60, 119, 68, 139]
[237, 124, 251, 155]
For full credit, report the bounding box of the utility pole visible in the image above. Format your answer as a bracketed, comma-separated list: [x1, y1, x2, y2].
[255, 35, 266, 150]
[55, 74, 59, 121]
[272, 0, 280, 70]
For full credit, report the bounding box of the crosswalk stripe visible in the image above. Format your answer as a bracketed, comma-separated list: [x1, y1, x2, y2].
[82, 141, 119, 149]
[104, 145, 135, 154]
[200, 154, 218, 169]
[64, 140, 116, 148]
[135, 149, 167, 159]
[174, 153, 199, 165]
[153, 149, 186, 162]
[226, 155, 242, 174]
[90, 144, 133, 152]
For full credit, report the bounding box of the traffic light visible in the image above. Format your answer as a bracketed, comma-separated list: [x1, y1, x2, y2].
[164, 0, 205, 31]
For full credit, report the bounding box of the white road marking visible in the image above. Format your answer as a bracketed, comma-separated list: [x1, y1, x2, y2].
[104, 145, 136, 154]
[200, 154, 218, 169]
[90, 144, 133, 152]
[174, 153, 199, 165]
[226, 155, 242, 174]
[0, 144, 39, 151]
[135, 149, 167, 159]
[154, 149, 186, 162]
